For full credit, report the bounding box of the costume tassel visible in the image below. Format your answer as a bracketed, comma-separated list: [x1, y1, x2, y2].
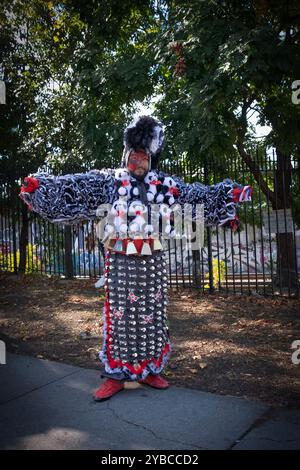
[0, 81, 6, 105]
[153, 238, 163, 251]
[126, 240, 138, 255]
[113, 239, 124, 252]
[140, 240, 152, 255]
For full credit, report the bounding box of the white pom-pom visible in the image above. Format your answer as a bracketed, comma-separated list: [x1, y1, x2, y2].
[119, 223, 128, 233]
[156, 193, 164, 203]
[165, 224, 172, 234]
[118, 187, 127, 196]
[129, 223, 139, 232]
[133, 187, 139, 196]
[147, 192, 154, 201]
[144, 224, 153, 233]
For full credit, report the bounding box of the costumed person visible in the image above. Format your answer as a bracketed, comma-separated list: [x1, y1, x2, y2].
[20, 115, 252, 402]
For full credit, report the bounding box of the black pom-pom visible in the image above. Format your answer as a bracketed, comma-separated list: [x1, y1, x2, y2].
[125, 116, 152, 149]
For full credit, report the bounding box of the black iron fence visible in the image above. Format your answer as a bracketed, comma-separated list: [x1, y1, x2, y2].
[1, 149, 299, 297]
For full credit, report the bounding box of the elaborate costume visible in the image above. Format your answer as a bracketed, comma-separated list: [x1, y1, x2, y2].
[20, 116, 252, 399]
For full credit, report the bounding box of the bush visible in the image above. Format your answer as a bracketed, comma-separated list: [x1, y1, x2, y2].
[0, 243, 41, 273]
[204, 258, 226, 289]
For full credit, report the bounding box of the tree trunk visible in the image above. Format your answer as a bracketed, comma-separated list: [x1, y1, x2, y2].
[272, 150, 298, 290]
[191, 219, 202, 287]
[274, 232, 298, 289]
[19, 205, 29, 273]
[238, 140, 298, 290]
[192, 248, 202, 288]
[64, 225, 73, 279]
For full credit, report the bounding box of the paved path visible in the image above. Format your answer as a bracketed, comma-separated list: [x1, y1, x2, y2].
[0, 354, 299, 450]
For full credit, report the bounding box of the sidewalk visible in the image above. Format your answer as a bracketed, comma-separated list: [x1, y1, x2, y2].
[0, 353, 299, 450]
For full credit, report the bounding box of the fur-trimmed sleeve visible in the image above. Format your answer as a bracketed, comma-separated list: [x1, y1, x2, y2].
[171, 175, 252, 229]
[20, 169, 115, 224]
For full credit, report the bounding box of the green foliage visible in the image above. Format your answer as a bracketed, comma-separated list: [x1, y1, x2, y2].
[1, 0, 300, 214]
[0, 0, 163, 177]
[153, 0, 300, 163]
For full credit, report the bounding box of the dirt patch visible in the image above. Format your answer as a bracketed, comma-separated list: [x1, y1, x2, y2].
[1, 272, 299, 408]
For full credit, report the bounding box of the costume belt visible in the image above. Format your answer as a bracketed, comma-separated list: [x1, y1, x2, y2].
[103, 237, 163, 256]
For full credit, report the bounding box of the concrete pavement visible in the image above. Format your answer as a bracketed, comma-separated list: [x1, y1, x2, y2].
[0, 353, 299, 450]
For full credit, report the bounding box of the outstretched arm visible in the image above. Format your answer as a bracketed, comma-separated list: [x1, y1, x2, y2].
[172, 175, 252, 230]
[20, 169, 115, 224]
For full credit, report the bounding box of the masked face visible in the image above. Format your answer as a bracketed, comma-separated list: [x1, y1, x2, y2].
[127, 150, 150, 178]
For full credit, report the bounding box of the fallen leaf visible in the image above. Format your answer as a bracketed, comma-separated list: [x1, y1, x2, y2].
[169, 363, 179, 370]
[164, 370, 173, 376]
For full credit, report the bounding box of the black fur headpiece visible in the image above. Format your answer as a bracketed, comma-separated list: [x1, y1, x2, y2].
[122, 115, 164, 169]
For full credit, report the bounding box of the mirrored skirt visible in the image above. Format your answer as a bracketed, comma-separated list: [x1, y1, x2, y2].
[99, 249, 172, 381]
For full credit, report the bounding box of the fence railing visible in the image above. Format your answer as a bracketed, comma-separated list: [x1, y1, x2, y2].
[1, 149, 299, 297]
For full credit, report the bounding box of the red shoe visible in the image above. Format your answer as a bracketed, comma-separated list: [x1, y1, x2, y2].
[138, 374, 169, 389]
[94, 379, 124, 402]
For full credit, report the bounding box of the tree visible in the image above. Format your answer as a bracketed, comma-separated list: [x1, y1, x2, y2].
[0, 0, 86, 270]
[150, 0, 300, 288]
[1, 0, 159, 271]
[2, 0, 300, 288]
